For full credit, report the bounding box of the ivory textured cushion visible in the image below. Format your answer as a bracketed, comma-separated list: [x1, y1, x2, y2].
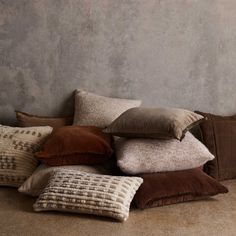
[34, 126, 113, 166]
[19, 164, 111, 196]
[73, 90, 141, 128]
[0, 125, 52, 187]
[104, 107, 204, 140]
[115, 132, 214, 175]
[134, 168, 228, 209]
[196, 111, 236, 180]
[33, 169, 143, 222]
[16, 111, 73, 129]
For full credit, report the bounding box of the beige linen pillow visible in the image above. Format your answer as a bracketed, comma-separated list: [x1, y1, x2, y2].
[104, 107, 204, 140]
[0, 125, 52, 187]
[19, 164, 112, 196]
[33, 169, 143, 222]
[115, 132, 214, 175]
[73, 90, 141, 128]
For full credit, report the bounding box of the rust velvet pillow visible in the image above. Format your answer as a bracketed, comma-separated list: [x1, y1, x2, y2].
[34, 126, 113, 166]
[16, 111, 73, 129]
[134, 168, 228, 209]
[196, 111, 236, 180]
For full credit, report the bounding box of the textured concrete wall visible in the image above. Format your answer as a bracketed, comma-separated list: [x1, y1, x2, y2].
[1, 0, 236, 125]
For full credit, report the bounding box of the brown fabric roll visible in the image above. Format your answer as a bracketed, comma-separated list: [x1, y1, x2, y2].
[196, 111, 236, 180]
[134, 168, 228, 209]
[15, 111, 73, 129]
[35, 126, 113, 166]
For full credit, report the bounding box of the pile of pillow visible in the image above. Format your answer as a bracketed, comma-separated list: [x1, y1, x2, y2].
[0, 89, 228, 222]
[104, 107, 228, 209]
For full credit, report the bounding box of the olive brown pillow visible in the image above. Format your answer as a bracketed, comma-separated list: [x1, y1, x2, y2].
[34, 126, 113, 166]
[16, 111, 73, 129]
[134, 168, 228, 209]
[104, 107, 204, 140]
[196, 111, 236, 180]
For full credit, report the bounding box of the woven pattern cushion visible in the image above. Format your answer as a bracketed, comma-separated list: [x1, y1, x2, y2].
[104, 107, 204, 140]
[33, 169, 143, 221]
[19, 164, 112, 197]
[0, 125, 52, 187]
[115, 132, 214, 174]
[73, 90, 141, 128]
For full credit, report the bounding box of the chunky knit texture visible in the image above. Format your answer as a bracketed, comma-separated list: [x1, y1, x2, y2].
[34, 169, 143, 221]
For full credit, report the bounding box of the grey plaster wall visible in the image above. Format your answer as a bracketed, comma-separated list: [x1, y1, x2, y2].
[1, 0, 236, 125]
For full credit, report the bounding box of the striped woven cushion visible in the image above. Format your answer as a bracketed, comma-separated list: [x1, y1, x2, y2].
[33, 169, 143, 221]
[0, 125, 52, 187]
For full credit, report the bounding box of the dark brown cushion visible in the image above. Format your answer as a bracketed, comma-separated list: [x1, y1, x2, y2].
[34, 126, 113, 166]
[196, 111, 236, 180]
[15, 111, 73, 129]
[134, 168, 228, 209]
[104, 107, 204, 140]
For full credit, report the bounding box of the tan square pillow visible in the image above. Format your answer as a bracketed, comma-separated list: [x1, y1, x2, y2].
[33, 169, 143, 221]
[104, 107, 204, 140]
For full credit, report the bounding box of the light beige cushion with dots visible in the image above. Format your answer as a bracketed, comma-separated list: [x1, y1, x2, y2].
[33, 169, 143, 222]
[73, 89, 141, 128]
[0, 125, 52, 187]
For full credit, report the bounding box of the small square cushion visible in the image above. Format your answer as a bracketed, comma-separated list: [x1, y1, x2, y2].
[134, 168, 228, 209]
[34, 126, 113, 166]
[73, 90, 141, 128]
[33, 169, 143, 222]
[196, 111, 236, 180]
[0, 125, 52, 187]
[104, 107, 204, 140]
[19, 164, 112, 196]
[115, 132, 214, 175]
[16, 111, 73, 129]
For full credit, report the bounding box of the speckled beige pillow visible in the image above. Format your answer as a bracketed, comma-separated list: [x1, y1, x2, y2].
[115, 132, 214, 175]
[0, 125, 52, 187]
[73, 90, 141, 128]
[33, 169, 143, 222]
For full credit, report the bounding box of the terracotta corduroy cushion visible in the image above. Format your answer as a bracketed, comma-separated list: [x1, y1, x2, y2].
[196, 111, 236, 180]
[15, 111, 73, 129]
[134, 168, 228, 209]
[34, 126, 113, 166]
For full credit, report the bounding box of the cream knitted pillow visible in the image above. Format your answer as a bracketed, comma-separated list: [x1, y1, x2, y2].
[0, 125, 52, 187]
[33, 169, 143, 222]
[115, 132, 214, 175]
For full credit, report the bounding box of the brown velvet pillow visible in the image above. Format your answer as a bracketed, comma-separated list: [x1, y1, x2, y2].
[104, 107, 204, 140]
[34, 126, 113, 166]
[134, 168, 228, 209]
[196, 111, 236, 180]
[15, 111, 73, 129]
